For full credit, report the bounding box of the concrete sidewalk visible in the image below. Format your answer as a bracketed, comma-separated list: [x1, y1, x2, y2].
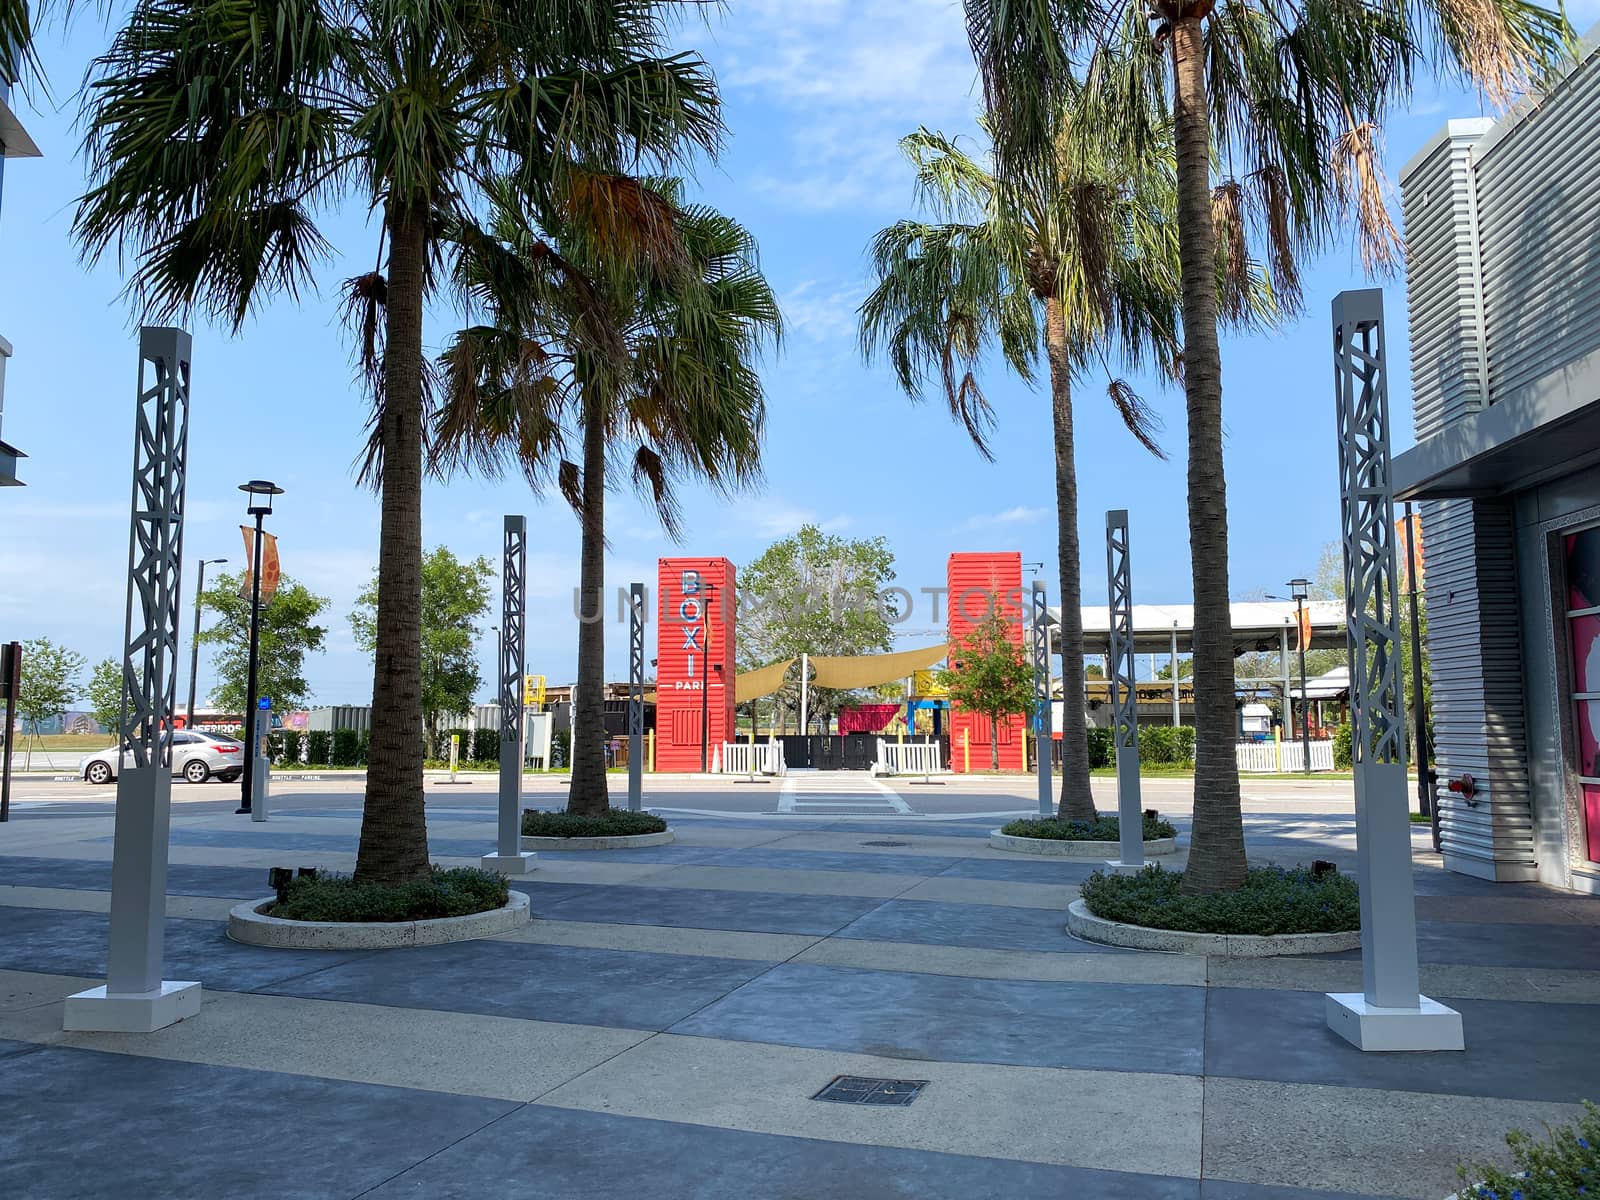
[0, 793, 1593, 1199]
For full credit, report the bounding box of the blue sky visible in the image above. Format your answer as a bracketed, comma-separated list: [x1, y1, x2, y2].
[4, 1, 1596, 706]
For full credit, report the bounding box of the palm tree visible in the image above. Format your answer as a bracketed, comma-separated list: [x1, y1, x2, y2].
[435, 177, 781, 815]
[74, 0, 722, 883]
[861, 98, 1232, 823]
[963, 0, 1567, 891]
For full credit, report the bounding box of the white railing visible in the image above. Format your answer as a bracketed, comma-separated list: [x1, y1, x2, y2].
[718, 739, 784, 776]
[1235, 739, 1336, 773]
[875, 739, 946, 778]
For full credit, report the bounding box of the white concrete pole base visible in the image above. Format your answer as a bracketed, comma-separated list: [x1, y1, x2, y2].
[1101, 860, 1145, 876]
[1325, 992, 1464, 1051]
[480, 851, 538, 876]
[63, 981, 201, 1033]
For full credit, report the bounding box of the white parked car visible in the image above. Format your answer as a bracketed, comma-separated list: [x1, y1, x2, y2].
[78, 731, 246, 785]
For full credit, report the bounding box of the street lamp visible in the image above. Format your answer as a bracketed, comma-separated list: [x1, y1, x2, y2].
[237, 479, 283, 813]
[185, 557, 228, 732]
[1288, 578, 1312, 774]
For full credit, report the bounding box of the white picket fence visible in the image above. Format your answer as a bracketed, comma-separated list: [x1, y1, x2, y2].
[718, 739, 785, 776]
[1235, 739, 1336, 773]
[874, 739, 946, 779]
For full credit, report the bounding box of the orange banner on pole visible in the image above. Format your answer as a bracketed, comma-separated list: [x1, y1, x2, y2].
[1296, 606, 1312, 652]
[239, 527, 282, 605]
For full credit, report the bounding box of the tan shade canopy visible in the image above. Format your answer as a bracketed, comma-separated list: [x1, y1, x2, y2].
[807, 643, 950, 692]
[733, 658, 797, 703]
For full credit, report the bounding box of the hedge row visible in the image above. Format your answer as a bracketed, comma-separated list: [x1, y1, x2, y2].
[1080, 724, 1194, 768]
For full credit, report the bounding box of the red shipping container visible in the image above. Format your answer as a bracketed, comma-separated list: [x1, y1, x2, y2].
[946, 552, 1025, 772]
[656, 557, 737, 772]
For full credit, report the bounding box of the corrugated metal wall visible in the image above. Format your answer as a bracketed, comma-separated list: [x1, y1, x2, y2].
[946, 552, 1025, 773]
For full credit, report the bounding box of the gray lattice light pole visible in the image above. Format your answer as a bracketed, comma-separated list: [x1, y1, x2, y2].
[483, 515, 535, 874]
[1326, 288, 1462, 1051]
[1105, 510, 1144, 872]
[1030, 581, 1052, 816]
[64, 328, 200, 1033]
[628, 582, 646, 812]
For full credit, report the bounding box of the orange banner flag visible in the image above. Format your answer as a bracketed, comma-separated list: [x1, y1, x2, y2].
[1296, 606, 1312, 652]
[239, 527, 282, 605]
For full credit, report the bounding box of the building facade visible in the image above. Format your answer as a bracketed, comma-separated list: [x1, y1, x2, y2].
[1396, 27, 1600, 891]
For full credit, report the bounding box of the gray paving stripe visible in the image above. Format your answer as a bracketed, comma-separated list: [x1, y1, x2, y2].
[1207, 955, 1600, 1005]
[494, 920, 822, 961]
[669, 961, 1206, 1074]
[0, 853, 267, 897]
[1201, 1076, 1583, 1200]
[537, 1033, 1203, 1177]
[258, 938, 773, 1030]
[364, 1101, 1203, 1199]
[0, 986, 649, 1104]
[0, 1040, 517, 1200]
[101, 828, 492, 858]
[1204, 987, 1600, 1102]
[0, 884, 236, 921]
[833, 896, 1112, 953]
[530, 881, 891, 934]
[1200, 1184, 1409, 1200]
[0, 905, 369, 993]
[796, 937, 1208, 985]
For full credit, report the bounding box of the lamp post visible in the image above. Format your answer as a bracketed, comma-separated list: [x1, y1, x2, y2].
[1288, 577, 1312, 775]
[701, 584, 716, 772]
[185, 557, 228, 732]
[237, 479, 282, 813]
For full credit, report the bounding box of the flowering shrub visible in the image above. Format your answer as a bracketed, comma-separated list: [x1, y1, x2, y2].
[1461, 1102, 1600, 1200]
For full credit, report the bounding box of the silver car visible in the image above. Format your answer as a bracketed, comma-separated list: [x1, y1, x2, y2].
[78, 731, 246, 785]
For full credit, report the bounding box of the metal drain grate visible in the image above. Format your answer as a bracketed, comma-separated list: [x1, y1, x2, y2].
[859, 839, 910, 847]
[813, 1076, 929, 1106]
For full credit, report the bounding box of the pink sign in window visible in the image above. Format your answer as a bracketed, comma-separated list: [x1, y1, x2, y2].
[1572, 615, 1600, 692]
[1578, 702, 1600, 778]
[1567, 528, 1600, 611]
[1586, 785, 1600, 865]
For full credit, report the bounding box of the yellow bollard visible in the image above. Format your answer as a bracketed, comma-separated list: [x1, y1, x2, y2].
[961, 729, 970, 774]
[647, 728, 656, 772]
[1274, 726, 1282, 773]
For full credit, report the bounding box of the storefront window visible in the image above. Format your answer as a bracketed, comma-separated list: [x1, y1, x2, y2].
[1565, 529, 1600, 863]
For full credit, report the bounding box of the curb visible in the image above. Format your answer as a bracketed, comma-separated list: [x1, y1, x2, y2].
[227, 890, 530, 950]
[1064, 898, 1361, 957]
[520, 829, 675, 851]
[988, 830, 1178, 857]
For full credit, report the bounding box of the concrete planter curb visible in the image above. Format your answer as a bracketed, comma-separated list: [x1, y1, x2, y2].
[989, 830, 1177, 857]
[228, 890, 530, 950]
[520, 829, 674, 851]
[1065, 899, 1361, 957]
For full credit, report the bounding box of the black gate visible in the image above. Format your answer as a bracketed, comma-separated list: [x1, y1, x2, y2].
[842, 733, 877, 770]
[779, 735, 812, 769]
[776, 734, 880, 770]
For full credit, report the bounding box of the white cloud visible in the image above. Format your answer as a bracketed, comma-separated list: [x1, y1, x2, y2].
[960, 505, 1048, 530]
[782, 279, 868, 342]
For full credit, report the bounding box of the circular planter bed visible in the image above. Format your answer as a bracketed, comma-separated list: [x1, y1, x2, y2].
[1066, 864, 1362, 957]
[520, 808, 674, 851]
[989, 814, 1177, 857]
[1066, 899, 1359, 956]
[230, 890, 529, 950]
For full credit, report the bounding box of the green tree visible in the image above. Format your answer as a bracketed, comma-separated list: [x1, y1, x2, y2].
[938, 610, 1034, 772]
[351, 547, 493, 758]
[436, 178, 779, 815]
[739, 525, 899, 732]
[964, 0, 1565, 892]
[76, 0, 723, 882]
[13, 638, 85, 767]
[861, 95, 1267, 820]
[197, 572, 329, 715]
[85, 658, 123, 734]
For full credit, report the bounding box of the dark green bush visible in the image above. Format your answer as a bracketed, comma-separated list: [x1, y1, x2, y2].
[550, 730, 571, 768]
[277, 730, 303, 766]
[521, 808, 667, 838]
[1080, 863, 1360, 935]
[306, 730, 332, 765]
[473, 727, 499, 762]
[269, 866, 509, 923]
[1333, 722, 1353, 770]
[1084, 727, 1114, 769]
[359, 728, 371, 764]
[331, 728, 361, 767]
[1001, 813, 1176, 841]
[1138, 725, 1196, 766]
[1457, 1100, 1600, 1200]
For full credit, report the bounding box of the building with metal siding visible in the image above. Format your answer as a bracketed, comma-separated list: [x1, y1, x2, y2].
[946, 552, 1025, 773]
[1396, 25, 1600, 892]
[654, 557, 736, 772]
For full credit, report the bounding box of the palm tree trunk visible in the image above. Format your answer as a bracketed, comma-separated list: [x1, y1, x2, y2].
[1045, 296, 1097, 822]
[1171, 15, 1247, 893]
[355, 200, 431, 885]
[567, 391, 611, 816]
